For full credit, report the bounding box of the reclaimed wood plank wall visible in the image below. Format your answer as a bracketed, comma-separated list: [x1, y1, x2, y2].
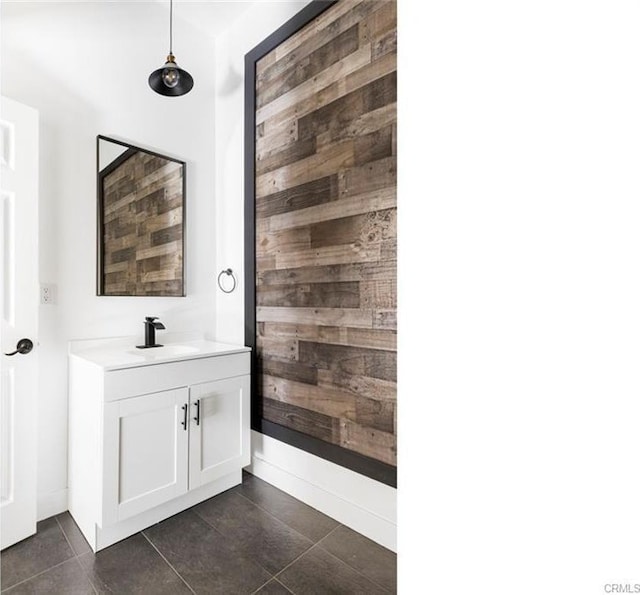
[254, 0, 397, 467]
[102, 152, 184, 296]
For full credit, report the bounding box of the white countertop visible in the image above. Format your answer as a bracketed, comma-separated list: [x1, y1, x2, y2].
[69, 335, 250, 371]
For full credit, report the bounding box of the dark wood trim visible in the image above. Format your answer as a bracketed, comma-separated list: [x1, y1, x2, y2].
[96, 135, 187, 297]
[244, 0, 397, 488]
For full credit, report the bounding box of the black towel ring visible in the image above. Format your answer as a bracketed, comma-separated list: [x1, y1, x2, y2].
[217, 268, 237, 294]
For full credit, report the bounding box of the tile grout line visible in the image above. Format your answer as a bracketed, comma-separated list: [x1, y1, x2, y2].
[306, 523, 395, 594]
[189, 506, 277, 579]
[269, 541, 322, 588]
[140, 531, 196, 595]
[313, 523, 342, 547]
[192, 490, 321, 587]
[0, 557, 75, 593]
[238, 474, 340, 541]
[54, 516, 79, 557]
[314, 542, 394, 594]
[250, 575, 295, 595]
[273, 577, 295, 594]
[249, 577, 279, 595]
[234, 490, 325, 545]
[55, 516, 99, 594]
[236, 486, 341, 543]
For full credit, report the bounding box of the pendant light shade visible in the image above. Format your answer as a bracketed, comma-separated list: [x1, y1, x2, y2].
[149, 0, 193, 96]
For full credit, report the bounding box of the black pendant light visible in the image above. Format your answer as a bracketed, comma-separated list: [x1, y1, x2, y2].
[149, 0, 193, 96]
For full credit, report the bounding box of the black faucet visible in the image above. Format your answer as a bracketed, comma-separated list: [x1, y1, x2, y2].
[136, 316, 166, 349]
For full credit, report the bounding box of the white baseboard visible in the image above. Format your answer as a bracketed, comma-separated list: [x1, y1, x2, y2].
[38, 488, 68, 521]
[249, 431, 397, 552]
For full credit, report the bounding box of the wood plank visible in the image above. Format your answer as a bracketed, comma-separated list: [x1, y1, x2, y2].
[269, 186, 395, 231]
[256, 136, 317, 176]
[256, 137, 355, 197]
[363, 71, 397, 113]
[275, 242, 380, 269]
[309, 208, 396, 248]
[272, 0, 375, 62]
[256, 117, 298, 156]
[256, 282, 360, 308]
[257, 49, 395, 144]
[150, 223, 182, 247]
[136, 253, 181, 275]
[261, 375, 356, 420]
[258, 323, 396, 352]
[338, 418, 396, 466]
[317, 369, 397, 402]
[140, 269, 179, 283]
[256, 254, 276, 271]
[261, 0, 381, 80]
[298, 341, 396, 382]
[323, 103, 396, 144]
[136, 239, 181, 261]
[360, 280, 396, 309]
[255, 49, 276, 74]
[297, 74, 396, 144]
[143, 208, 182, 233]
[258, 357, 318, 385]
[372, 28, 397, 61]
[297, 83, 365, 141]
[104, 261, 128, 274]
[354, 125, 393, 166]
[257, 307, 373, 329]
[256, 175, 338, 220]
[358, 1, 396, 46]
[256, 336, 299, 361]
[257, 25, 360, 109]
[258, 260, 396, 286]
[140, 279, 182, 296]
[256, 44, 372, 125]
[354, 397, 395, 433]
[345, 49, 396, 95]
[338, 156, 396, 198]
[256, 227, 311, 257]
[344, 327, 396, 351]
[374, 309, 397, 330]
[262, 397, 337, 443]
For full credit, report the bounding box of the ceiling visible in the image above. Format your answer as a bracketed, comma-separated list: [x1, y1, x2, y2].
[1, 1, 261, 39]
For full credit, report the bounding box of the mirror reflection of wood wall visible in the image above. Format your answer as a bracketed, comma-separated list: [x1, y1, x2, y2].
[97, 137, 185, 297]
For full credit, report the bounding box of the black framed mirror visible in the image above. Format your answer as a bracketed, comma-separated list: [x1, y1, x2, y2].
[97, 136, 186, 297]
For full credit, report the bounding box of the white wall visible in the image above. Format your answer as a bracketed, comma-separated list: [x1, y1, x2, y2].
[213, 1, 311, 344]
[213, 1, 397, 551]
[1, 2, 220, 517]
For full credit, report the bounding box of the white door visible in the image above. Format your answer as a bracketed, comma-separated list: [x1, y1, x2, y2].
[189, 375, 250, 489]
[0, 97, 39, 550]
[102, 387, 189, 525]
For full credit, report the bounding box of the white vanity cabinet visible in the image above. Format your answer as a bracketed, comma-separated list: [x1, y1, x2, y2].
[68, 338, 250, 552]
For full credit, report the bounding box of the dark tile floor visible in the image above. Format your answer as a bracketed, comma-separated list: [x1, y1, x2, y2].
[1, 472, 396, 594]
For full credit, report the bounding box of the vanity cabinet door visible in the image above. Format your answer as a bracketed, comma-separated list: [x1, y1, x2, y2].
[102, 387, 189, 525]
[188, 375, 250, 489]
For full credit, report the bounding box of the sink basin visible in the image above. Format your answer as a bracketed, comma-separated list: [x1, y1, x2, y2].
[127, 344, 200, 358]
[70, 337, 250, 371]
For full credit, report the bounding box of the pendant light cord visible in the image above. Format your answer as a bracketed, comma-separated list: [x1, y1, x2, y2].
[169, 0, 173, 54]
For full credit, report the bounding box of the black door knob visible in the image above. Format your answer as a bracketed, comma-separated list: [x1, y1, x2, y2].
[5, 338, 34, 356]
